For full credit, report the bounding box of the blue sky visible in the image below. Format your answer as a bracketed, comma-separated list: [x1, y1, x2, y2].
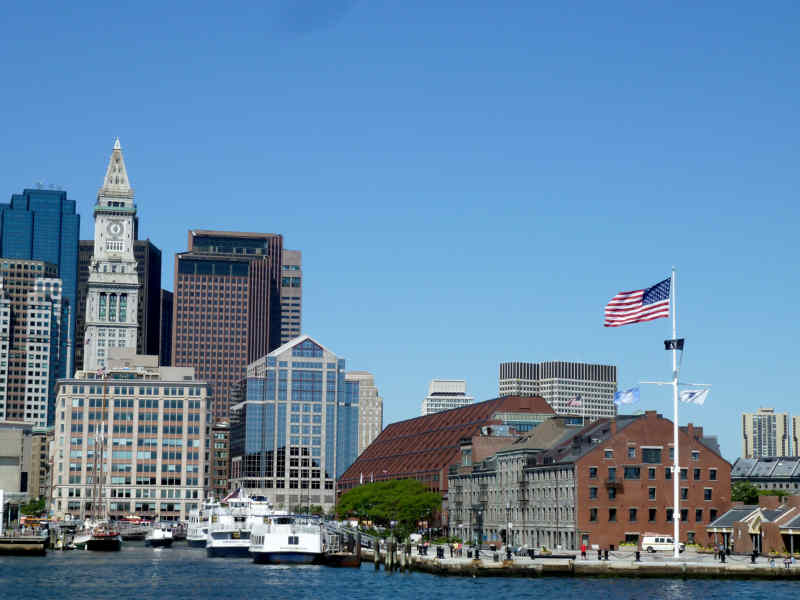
[2, 1, 798, 461]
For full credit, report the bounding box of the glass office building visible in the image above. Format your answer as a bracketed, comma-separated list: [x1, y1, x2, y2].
[230, 336, 359, 512]
[0, 188, 80, 376]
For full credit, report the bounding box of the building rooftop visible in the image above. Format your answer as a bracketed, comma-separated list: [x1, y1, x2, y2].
[339, 395, 555, 491]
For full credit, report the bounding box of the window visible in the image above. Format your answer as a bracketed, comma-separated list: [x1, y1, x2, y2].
[648, 487, 656, 500]
[665, 467, 672, 480]
[628, 447, 636, 459]
[691, 450, 699, 461]
[624, 466, 640, 480]
[695, 509, 703, 522]
[666, 508, 674, 522]
[607, 467, 616, 481]
[669, 447, 674, 460]
[629, 508, 637, 522]
[681, 487, 688, 500]
[604, 449, 614, 459]
[589, 487, 597, 499]
[608, 487, 617, 500]
[681, 509, 689, 522]
[704, 488, 712, 501]
[609, 508, 617, 522]
[648, 468, 656, 480]
[710, 509, 718, 521]
[680, 468, 688, 480]
[693, 468, 701, 481]
[648, 508, 657, 522]
[642, 447, 662, 463]
[589, 508, 598, 522]
[709, 468, 717, 481]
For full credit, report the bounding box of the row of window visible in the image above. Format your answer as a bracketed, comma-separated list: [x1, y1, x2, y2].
[590, 486, 714, 501]
[589, 507, 719, 523]
[589, 466, 718, 481]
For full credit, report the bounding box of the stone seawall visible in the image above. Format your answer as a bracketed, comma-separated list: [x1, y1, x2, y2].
[363, 548, 800, 580]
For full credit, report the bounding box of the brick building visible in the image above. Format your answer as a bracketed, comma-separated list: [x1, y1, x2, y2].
[708, 495, 800, 555]
[448, 410, 731, 550]
[339, 396, 556, 499]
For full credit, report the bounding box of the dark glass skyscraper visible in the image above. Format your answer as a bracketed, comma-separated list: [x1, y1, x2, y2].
[0, 188, 80, 375]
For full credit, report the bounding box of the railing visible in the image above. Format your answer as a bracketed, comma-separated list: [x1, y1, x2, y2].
[604, 479, 623, 490]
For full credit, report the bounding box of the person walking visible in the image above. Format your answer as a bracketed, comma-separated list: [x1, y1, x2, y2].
[581, 542, 587, 560]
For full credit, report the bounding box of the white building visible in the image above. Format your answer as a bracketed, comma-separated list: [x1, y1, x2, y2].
[83, 138, 139, 371]
[742, 407, 791, 458]
[345, 370, 383, 455]
[0, 264, 67, 426]
[499, 361, 617, 422]
[52, 351, 210, 521]
[421, 379, 474, 416]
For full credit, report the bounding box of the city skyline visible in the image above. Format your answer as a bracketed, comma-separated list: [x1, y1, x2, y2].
[2, 3, 799, 462]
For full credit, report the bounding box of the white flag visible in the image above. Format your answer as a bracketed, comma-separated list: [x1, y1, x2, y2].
[679, 389, 709, 405]
[614, 387, 640, 406]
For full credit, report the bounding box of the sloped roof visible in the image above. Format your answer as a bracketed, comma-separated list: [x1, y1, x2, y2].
[707, 507, 759, 528]
[338, 396, 555, 491]
[500, 417, 582, 453]
[731, 456, 800, 479]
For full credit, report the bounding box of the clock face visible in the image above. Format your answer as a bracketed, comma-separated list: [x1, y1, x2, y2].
[106, 220, 124, 238]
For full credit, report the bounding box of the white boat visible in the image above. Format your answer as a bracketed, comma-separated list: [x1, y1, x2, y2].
[249, 513, 323, 564]
[187, 498, 219, 548]
[205, 493, 272, 558]
[145, 526, 174, 548]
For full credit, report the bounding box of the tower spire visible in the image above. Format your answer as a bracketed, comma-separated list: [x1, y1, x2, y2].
[100, 138, 134, 200]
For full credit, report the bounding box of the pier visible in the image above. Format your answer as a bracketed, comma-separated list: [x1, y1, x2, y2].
[0, 532, 48, 556]
[361, 543, 800, 580]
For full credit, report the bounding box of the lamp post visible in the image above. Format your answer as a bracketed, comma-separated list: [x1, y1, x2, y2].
[506, 501, 511, 550]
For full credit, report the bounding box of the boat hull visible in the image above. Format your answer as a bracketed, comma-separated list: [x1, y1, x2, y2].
[206, 544, 251, 558]
[145, 538, 174, 548]
[86, 536, 122, 551]
[252, 551, 323, 565]
[187, 537, 206, 548]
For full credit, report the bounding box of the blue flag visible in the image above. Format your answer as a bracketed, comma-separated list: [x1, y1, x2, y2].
[614, 387, 640, 406]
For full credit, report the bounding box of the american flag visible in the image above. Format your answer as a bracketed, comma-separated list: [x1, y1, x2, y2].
[568, 395, 582, 407]
[604, 277, 670, 327]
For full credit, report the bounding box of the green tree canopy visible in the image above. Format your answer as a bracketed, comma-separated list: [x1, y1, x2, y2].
[731, 480, 760, 504]
[20, 497, 46, 516]
[336, 479, 441, 537]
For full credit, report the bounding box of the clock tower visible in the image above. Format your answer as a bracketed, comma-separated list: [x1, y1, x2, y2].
[83, 138, 140, 370]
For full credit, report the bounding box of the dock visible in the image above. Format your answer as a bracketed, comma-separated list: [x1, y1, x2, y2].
[0, 533, 48, 556]
[361, 544, 800, 580]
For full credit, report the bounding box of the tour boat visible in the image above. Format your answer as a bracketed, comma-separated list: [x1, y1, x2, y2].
[145, 526, 174, 548]
[187, 498, 219, 548]
[249, 513, 323, 564]
[205, 493, 272, 558]
[85, 522, 123, 551]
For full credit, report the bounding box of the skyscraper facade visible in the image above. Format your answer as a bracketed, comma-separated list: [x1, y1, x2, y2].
[280, 249, 302, 344]
[742, 407, 791, 458]
[499, 361, 617, 421]
[421, 379, 474, 416]
[345, 371, 383, 455]
[83, 139, 140, 371]
[172, 230, 283, 420]
[159, 290, 173, 367]
[0, 188, 79, 374]
[76, 239, 162, 371]
[0, 259, 66, 426]
[229, 336, 359, 512]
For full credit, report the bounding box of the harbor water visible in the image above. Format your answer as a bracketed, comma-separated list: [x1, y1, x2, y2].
[1, 543, 798, 600]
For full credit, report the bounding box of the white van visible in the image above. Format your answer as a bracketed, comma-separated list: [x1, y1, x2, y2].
[641, 535, 685, 553]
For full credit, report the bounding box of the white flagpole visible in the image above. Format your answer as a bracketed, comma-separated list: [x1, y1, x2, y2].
[671, 267, 680, 559]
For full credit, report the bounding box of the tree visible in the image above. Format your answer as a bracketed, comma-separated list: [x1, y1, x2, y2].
[336, 479, 442, 538]
[20, 497, 46, 516]
[731, 481, 759, 504]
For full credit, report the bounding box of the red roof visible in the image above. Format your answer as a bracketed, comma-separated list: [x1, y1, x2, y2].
[338, 396, 553, 493]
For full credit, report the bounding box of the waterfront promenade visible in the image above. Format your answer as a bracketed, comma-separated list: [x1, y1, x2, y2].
[365, 544, 800, 579]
